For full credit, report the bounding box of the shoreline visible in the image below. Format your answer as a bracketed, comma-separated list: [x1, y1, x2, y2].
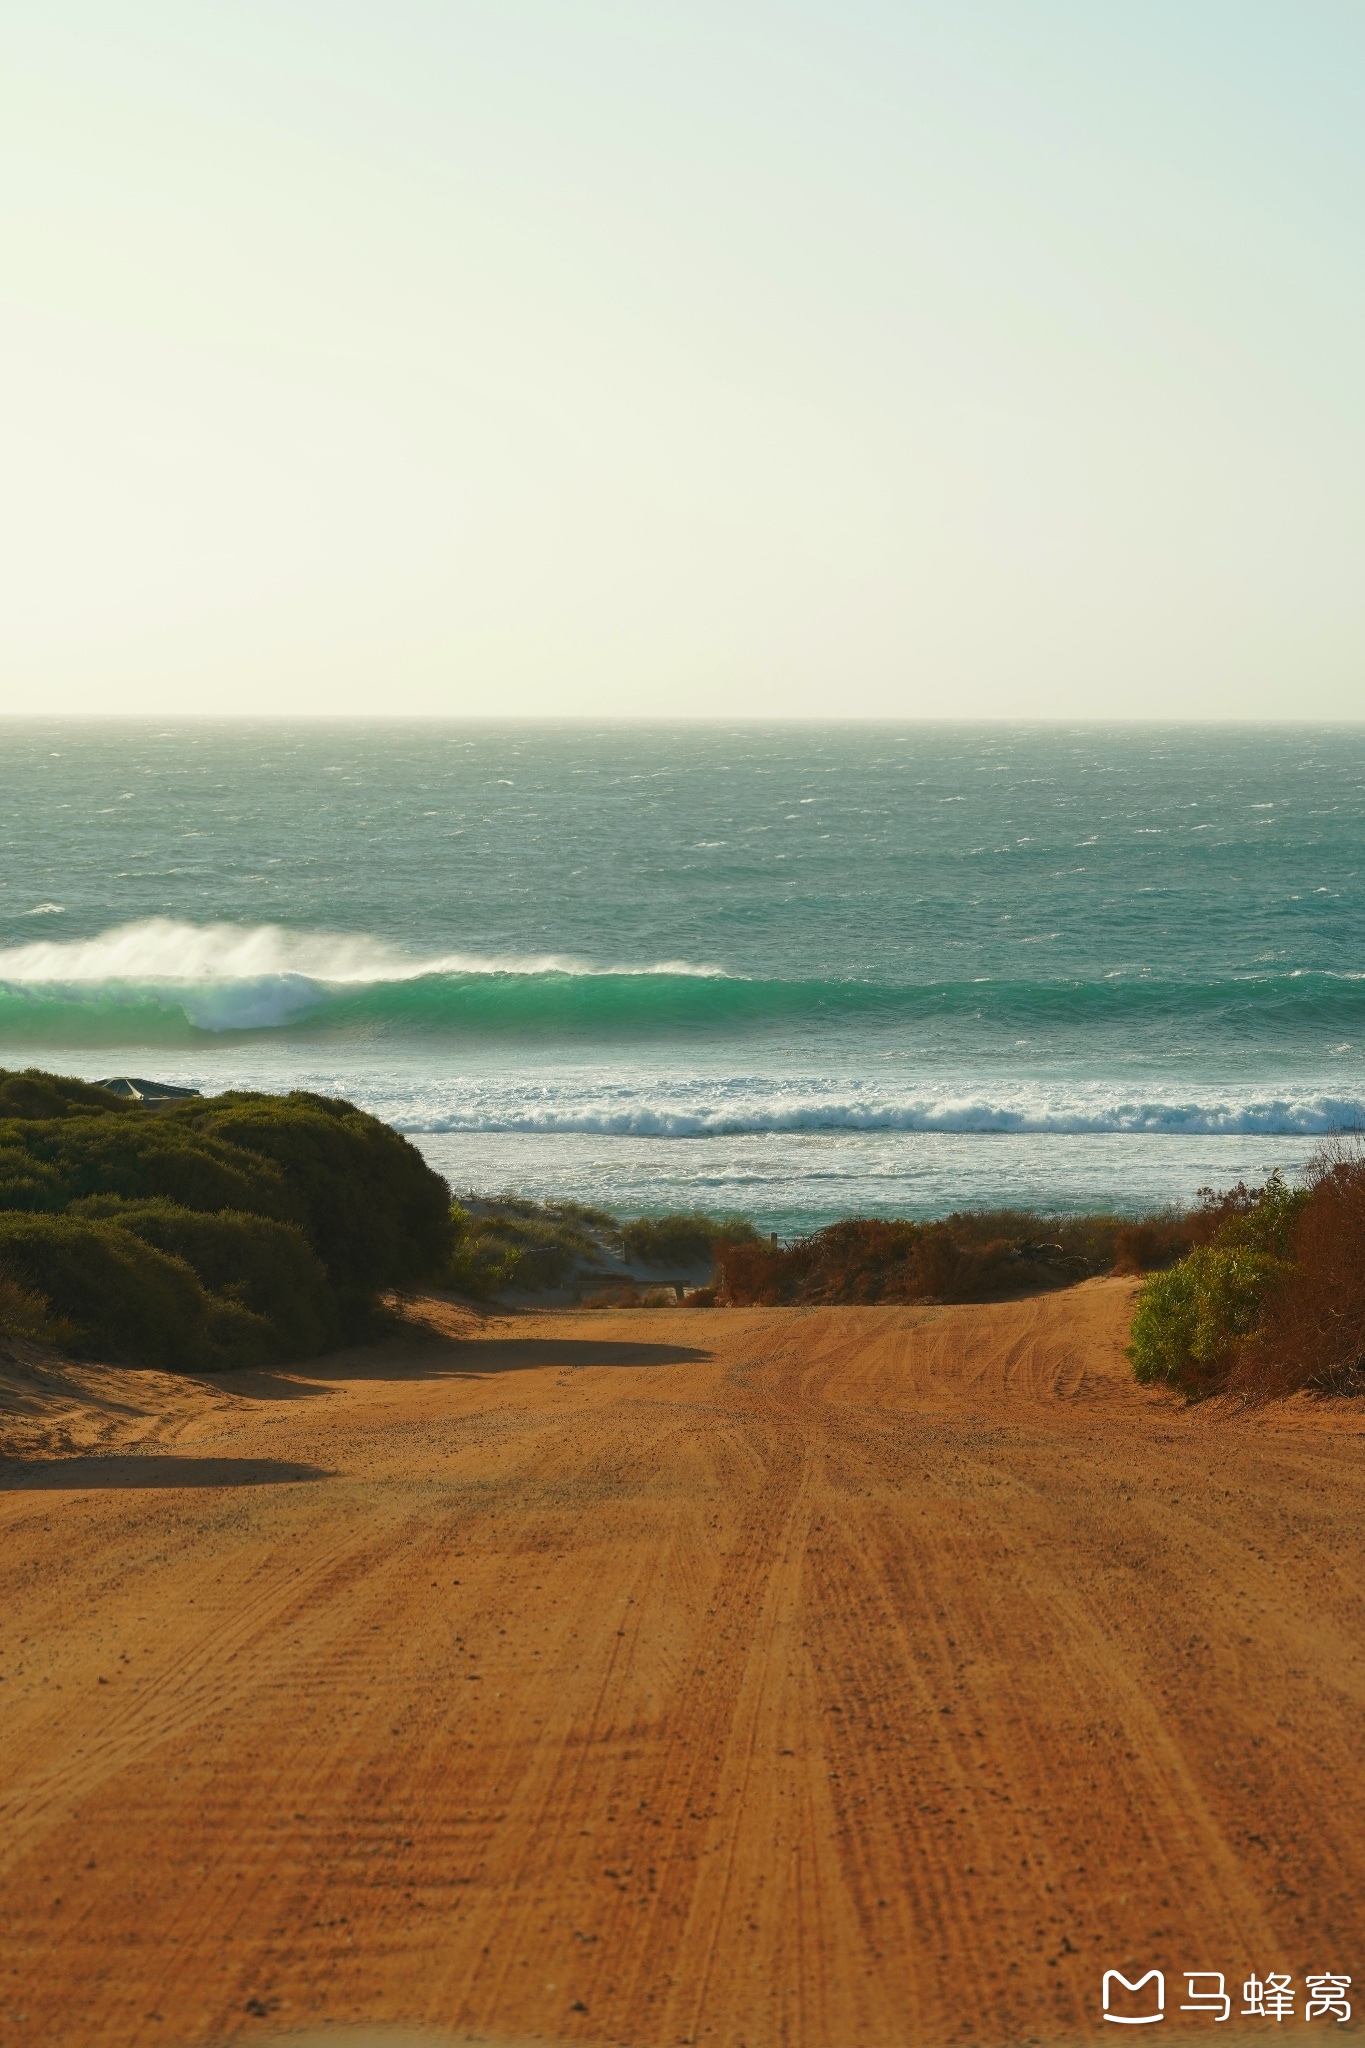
[0, 1047, 1336, 1231]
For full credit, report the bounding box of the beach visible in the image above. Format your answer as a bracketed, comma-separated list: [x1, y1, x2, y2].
[4, 1281, 1363, 2047]
[8, 5, 1365, 2039]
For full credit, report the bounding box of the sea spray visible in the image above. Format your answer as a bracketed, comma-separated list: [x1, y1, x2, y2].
[3, 918, 1365, 1048]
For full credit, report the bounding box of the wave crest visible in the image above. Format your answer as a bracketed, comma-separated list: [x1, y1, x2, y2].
[0, 919, 729, 1034]
[0, 918, 723, 985]
[2, 918, 1364, 1045]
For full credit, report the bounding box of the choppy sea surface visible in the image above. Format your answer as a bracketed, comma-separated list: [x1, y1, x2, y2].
[2, 722, 1362, 1231]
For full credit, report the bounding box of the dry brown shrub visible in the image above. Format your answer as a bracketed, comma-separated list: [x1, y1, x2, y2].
[1111, 1218, 1197, 1275]
[714, 1218, 1071, 1308]
[1225, 1140, 1365, 1400]
[708, 1203, 1206, 1313]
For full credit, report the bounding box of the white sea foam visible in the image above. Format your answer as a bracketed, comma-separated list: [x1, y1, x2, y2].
[0, 917, 727, 1011]
[389, 1077, 1365, 1140]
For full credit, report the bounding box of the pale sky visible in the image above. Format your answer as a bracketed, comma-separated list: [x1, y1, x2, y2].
[3, 2, 1363, 719]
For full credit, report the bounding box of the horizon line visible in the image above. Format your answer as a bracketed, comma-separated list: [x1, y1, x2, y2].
[4, 713, 1365, 730]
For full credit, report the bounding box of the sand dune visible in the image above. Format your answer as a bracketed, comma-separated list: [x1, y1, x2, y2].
[3, 1281, 1363, 2047]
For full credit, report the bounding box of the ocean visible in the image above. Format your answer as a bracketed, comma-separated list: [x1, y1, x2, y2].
[2, 721, 1362, 1233]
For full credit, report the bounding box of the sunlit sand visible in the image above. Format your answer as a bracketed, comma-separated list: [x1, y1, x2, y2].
[4, 1284, 1363, 2046]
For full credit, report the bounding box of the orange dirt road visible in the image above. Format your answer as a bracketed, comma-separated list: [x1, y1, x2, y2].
[3, 1281, 1364, 2048]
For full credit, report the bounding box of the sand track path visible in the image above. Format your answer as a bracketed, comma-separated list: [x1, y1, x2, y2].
[2, 1280, 1364, 2048]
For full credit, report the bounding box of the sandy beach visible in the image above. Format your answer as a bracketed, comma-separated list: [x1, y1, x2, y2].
[3, 1281, 1363, 2048]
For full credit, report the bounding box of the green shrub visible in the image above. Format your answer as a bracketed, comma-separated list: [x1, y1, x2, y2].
[0, 1135, 69, 1214]
[0, 1069, 456, 1368]
[0, 1083, 452, 1287]
[69, 1197, 339, 1358]
[1193, 1169, 1306, 1259]
[0, 1270, 79, 1349]
[0, 1206, 355, 1373]
[1220, 1144, 1365, 1400]
[0, 1068, 135, 1122]
[619, 1211, 761, 1268]
[1129, 1245, 1289, 1395]
[442, 1200, 762, 1297]
[0, 1113, 292, 1217]
[1128, 1259, 1199, 1388]
[1127, 1172, 1306, 1398]
[445, 1196, 615, 1294]
[0, 1212, 224, 1371]
[446, 1204, 525, 1298]
[175, 1093, 450, 1285]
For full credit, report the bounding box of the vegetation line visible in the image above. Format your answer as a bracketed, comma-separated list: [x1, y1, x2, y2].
[4, 1070, 1361, 1403]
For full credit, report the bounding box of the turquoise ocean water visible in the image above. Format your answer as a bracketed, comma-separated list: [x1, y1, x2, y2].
[2, 722, 1362, 1232]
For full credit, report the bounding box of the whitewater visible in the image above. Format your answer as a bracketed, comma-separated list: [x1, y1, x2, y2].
[2, 722, 1362, 1228]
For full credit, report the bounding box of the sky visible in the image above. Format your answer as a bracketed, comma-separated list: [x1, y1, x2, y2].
[3, 2, 1363, 720]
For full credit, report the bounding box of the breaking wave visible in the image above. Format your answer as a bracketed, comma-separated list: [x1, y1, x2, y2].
[392, 1079, 1365, 1139]
[0, 919, 729, 1038]
[1, 919, 1364, 1053]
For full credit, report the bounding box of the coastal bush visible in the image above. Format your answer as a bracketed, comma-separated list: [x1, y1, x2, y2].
[69, 1197, 338, 1358]
[1186, 1171, 1306, 1259]
[618, 1211, 761, 1268]
[446, 1203, 529, 1298]
[0, 1211, 231, 1371]
[446, 1195, 635, 1295]
[1127, 1170, 1310, 1398]
[1223, 1146, 1365, 1400]
[0, 1070, 455, 1368]
[715, 1215, 1077, 1307]
[0, 1068, 135, 1122]
[0, 1270, 78, 1350]
[942, 1209, 1106, 1264]
[1128, 1244, 1290, 1396]
[940, 1207, 1197, 1273]
[0, 1113, 292, 1218]
[0, 1082, 452, 1284]
[707, 1203, 1199, 1310]
[441, 1199, 763, 1299]
[433, 1194, 1206, 1312]
[173, 1093, 452, 1285]
[1109, 1217, 1198, 1273]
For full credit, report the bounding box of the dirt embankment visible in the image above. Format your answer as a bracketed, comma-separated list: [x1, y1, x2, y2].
[3, 1280, 1364, 2048]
